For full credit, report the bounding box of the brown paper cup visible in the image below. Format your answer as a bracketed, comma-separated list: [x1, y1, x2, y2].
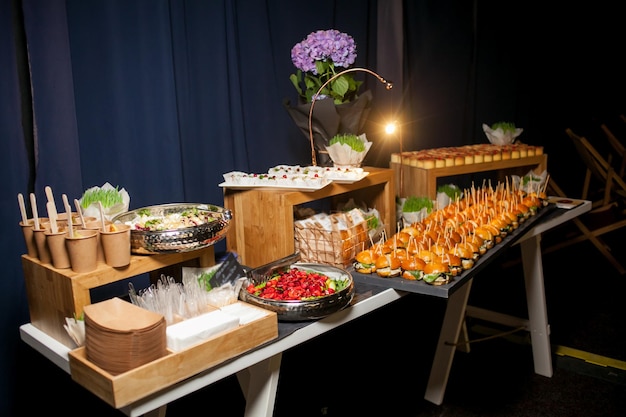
[100, 223, 131, 268]
[20, 219, 39, 258]
[81, 220, 111, 264]
[45, 229, 71, 269]
[65, 229, 99, 273]
[33, 226, 52, 264]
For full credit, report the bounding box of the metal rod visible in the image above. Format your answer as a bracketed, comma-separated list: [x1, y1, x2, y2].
[307, 68, 393, 166]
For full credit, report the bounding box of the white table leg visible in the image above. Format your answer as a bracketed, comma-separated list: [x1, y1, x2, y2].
[424, 279, 473, 405]
[236, 353, 282, 417]
[520, 235, 553, 377]
[143, 407, 167, 417]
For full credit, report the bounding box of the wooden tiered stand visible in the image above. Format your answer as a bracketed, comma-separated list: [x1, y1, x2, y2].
[222, 167, 396, 268]
[391, 153, 548, 199]
[22, 247, 215, 348]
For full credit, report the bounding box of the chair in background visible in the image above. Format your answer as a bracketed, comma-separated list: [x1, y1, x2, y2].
[544, 128, 626, 275]
[600, 122, 626, 179]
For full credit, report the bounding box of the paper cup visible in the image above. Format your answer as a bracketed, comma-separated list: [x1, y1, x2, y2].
[100, 224, 131, 268]
[45, 229, 71, 269]
[65, 229, 99, 273]
[20, 219, 39, 258]
[81, 220, 111, 263]
[33, 225, 52, 264]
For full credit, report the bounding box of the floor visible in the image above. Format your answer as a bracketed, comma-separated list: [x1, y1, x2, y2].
[16, 212, 626, 417]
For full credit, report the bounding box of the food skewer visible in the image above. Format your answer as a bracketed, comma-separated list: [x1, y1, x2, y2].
[17, 193, 28, 224]
[543, 174, 550, 194]
[30, 193, 40, 230]
[62, 194, 74, 238]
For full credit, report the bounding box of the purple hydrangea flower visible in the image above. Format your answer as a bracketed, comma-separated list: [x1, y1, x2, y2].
[289, 29, 361, 103]
[291, 29, 357, 73]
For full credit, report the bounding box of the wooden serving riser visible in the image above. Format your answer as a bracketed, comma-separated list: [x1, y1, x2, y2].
[22, 246, 215, 348]
[391, 154, 548, 199]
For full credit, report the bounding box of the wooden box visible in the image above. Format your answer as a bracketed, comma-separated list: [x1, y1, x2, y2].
[68, 302, 278, 409]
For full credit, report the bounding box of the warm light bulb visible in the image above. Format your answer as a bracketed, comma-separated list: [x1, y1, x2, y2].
[385, 122, 397, 135]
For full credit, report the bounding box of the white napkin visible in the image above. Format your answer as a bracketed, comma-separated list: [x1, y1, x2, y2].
[482, 123, 523, 145]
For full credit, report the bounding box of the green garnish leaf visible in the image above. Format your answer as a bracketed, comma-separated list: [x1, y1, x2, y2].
[403, 196, 434, 213]
[491, 122, 517, 133]
[437, 184, 461, 200]
[329, 134, 366, 152]
[81, 187, 123, 209]
[197, 270, 217, 291]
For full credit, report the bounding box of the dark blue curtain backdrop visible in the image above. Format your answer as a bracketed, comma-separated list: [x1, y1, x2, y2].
[2, 1, 625, 415]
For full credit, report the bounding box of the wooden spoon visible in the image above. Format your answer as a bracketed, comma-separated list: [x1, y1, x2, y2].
[62, 194, 74, 238]
[47, 201, 58, 234]
[17, 193, 28, 224]
[98, 201, 106, 231]
[74, 199, 86, 227]
[30, 193, 40, 230]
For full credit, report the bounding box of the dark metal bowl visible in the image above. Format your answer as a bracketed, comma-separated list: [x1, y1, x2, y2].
[239, 259, 354, 321]
[112, 203, 232, 254]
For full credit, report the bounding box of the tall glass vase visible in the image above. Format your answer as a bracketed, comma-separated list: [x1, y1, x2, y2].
[284, 90, 373, 166]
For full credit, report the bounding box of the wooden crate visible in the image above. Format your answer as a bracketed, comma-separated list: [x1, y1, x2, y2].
[21, 246, 215, 348]
[68, 302, 277, 409]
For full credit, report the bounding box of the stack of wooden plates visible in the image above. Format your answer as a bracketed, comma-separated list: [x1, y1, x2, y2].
[83, 297, 167, 375]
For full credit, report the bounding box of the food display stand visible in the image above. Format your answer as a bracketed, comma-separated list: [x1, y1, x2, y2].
[391, 152, 548, 199]
[222, 166, 396, 268]
[22, 247, 216, 348]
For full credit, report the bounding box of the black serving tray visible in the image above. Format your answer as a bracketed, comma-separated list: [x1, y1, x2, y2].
[349, 203, 557, 298]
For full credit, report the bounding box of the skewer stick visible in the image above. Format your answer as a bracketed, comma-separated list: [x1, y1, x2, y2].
[543, 174, 551, 194]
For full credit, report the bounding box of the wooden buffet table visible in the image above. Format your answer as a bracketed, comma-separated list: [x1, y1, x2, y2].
[20, 199, 591, 415]
[222, 167, 396, 268]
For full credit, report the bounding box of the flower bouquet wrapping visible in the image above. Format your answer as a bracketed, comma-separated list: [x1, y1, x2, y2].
[284, 29, 373, 166]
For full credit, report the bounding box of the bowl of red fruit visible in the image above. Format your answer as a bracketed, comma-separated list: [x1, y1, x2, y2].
[239, 254, 354, 321]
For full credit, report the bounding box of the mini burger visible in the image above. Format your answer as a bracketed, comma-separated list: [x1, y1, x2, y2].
[422, 261, 451, 285]
[418, 249, 436, 264]
[450, 245, 475, 270]
[440, 253, 463, 276]
[483, 223, 503, 244]
[474, 227, 494, 250]
[353, 249, 377, 274]
[401, 256, 426, 281]
[375, 255, 402, 278]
